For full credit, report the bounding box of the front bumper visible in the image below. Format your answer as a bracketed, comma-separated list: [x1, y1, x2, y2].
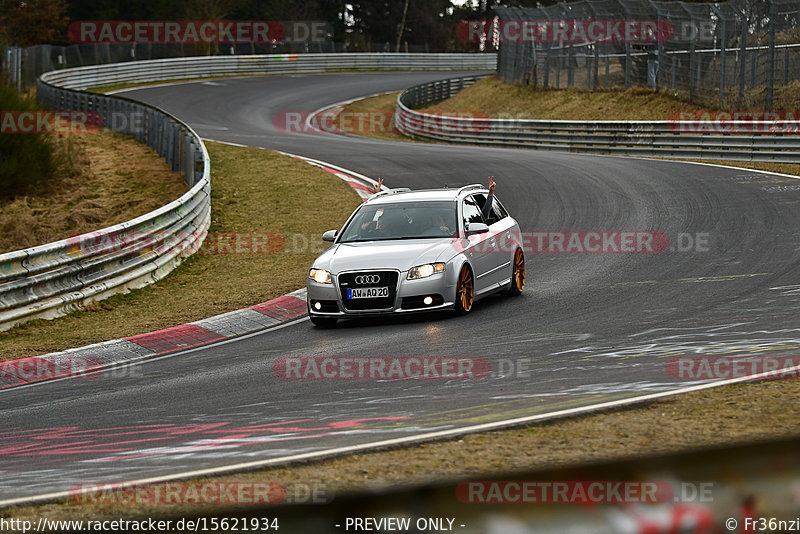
[307, 269, 455, 317]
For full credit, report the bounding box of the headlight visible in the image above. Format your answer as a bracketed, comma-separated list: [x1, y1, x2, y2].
[309, 268, 332, 284]
[407, 263, 445, 280]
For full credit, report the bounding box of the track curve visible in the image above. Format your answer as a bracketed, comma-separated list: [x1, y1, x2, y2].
[3, 71, 800, 504]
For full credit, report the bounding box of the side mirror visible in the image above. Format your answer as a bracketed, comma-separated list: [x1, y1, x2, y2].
[322, 230, 338, 242]
[465, 222, 489, 235]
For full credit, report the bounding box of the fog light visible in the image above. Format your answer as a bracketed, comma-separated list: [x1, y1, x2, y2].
[314, 301, 322, 310]
[423, 296, 433, 305]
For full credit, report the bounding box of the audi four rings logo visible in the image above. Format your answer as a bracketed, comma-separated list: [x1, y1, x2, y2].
[355, 275, 380, 284]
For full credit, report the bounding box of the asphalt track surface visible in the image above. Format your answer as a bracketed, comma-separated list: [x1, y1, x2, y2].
[3, 71, 800, 503]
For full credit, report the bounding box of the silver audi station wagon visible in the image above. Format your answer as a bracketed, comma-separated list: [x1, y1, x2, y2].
[306, 185, 525, 327]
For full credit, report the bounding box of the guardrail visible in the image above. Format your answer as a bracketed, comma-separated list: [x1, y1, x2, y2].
[0, 81, 210, 331]
[42, 53, 497, 90]
[0, 54, 496, 331]
[395, 76, 800, 164]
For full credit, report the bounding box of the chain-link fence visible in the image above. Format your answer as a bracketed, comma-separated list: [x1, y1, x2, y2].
[494, 0, 800, 110]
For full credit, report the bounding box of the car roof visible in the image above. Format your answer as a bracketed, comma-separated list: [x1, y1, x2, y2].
[366, 185, 488, 205]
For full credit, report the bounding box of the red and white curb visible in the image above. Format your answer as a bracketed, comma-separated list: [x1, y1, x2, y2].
[0, 289, 307, 390]
[0, 152, 380, 390]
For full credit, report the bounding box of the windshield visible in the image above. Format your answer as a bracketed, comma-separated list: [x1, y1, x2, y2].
[338, 201, 458, 243]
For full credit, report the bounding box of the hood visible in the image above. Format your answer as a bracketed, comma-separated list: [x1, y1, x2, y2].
[315, 239, 457, 273]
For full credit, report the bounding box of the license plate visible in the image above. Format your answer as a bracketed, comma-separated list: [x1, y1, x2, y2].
[347, 287, 388, 299]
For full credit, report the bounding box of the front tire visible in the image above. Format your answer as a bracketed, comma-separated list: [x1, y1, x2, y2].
[454, 264, 474, 315]
[507, 248, 525, 296]
[310, 316, 338, 328]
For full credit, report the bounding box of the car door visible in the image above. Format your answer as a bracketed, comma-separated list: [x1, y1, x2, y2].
[461, 195, 497, 295]
[474, 193, 517, 288]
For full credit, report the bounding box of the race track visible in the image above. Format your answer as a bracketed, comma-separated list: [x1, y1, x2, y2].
[2, 71, 800, 504]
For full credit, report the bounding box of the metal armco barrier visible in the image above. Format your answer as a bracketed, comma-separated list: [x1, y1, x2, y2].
[396, 75, 800, 163]
[0, 54, 496, 331]
[41, 53, 497, 90]
[0, 84, 210, 331]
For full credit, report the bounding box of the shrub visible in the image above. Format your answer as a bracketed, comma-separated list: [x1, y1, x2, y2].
[0, 81, 56, 199]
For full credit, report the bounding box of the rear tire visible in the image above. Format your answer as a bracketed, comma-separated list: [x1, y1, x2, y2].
[454, 264, 474, 315]
[507, 248, 525, 296]
[310, 316, 338, 328]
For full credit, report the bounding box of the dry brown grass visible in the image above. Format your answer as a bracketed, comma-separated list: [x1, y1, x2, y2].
[0, 130, 187, 253]
[424, 75, 708, 120]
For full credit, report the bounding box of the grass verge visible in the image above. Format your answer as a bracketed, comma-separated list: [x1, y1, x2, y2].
[0, 141, 361, 361]
[423, 75, 710, 120]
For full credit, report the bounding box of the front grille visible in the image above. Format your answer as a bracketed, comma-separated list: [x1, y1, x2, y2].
[338, 271, 399, 311]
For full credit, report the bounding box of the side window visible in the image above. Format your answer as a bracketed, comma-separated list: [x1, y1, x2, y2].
[472, 193, 507, 226]
[462, 196, 486, 229]
[491, 198, 509, 222]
